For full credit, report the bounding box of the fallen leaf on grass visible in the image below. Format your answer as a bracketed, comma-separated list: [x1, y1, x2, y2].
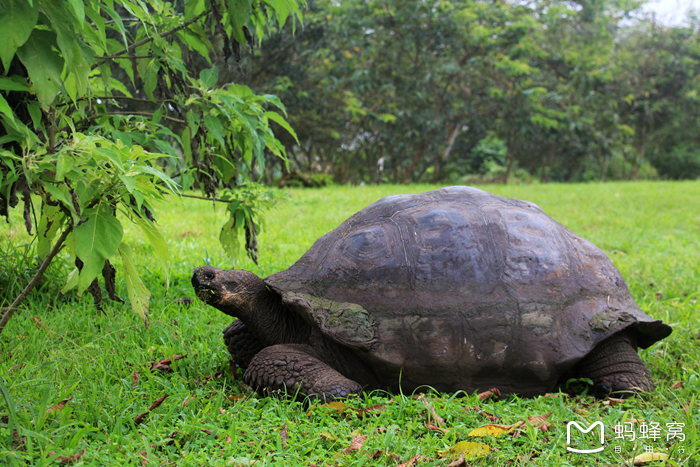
[31, 317, 44, 328]
[397, 454, 423, 467]
[477, 388, 501, 401]
[418, 396, 444, 426]
[438, 441, 490, 459]
[280, 423, 288, 448]
[53, 448, 86, 465]
[227, 394, 247, 403]
[369, 449, 382, 459]
[342, 434, 368, 454]
[229, 360, 238, 379]
[137, 450, 149, 467]
[527, 413, 552, 426]
[447, 453, 471, 467]
[307, 401, 346, 417]
[320, 432, 338, 441]
[352, 403, 385, 419]
[132, 371, 139, 388]
[672, 381, 683, 389]
[134, 394, 169, 426]
[46, 397, 73, 414]
[602, 397, 625, 406]
[149, 354, 186, 372]
[632, 452, 669, 465]
[468, 421, 524, 437]
[427, 422, 448, 433]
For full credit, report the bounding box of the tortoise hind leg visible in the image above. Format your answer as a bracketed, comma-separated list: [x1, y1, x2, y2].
[243, 344, 363, 402]
[574, 331, 654, 398]
[223, 320, 265, 369]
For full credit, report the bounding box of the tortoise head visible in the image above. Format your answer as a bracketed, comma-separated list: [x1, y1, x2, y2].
[191, 266, 265, 318]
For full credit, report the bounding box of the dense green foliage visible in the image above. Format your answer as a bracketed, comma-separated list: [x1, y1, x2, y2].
[231, 0, 700, 184]
[0, 0, 302, 324]
[1, 182, 698, 465]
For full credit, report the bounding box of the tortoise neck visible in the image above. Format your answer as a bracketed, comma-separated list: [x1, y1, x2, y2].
[239, 280, 311, 347]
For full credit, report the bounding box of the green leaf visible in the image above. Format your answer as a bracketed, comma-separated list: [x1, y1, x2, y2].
[56, 153, 74, 181]
[203, 114, 226, 147]
[39, 0, 76, 68]
[36, 202, 63, 260]
[16, 29, 64, 109]
[264, 111, 298, 143]
[118, 243, 151, 327]
[119, 175, 136, 193]
[133, 215, 170, 288]
[74, 202, 124, 295]
[0, 95, 15, 124]
[200, 67, 218, 88]
[61, 266, 80, 294]
[66, 0, 84, 28]
[219, 215, 240, 265]
[227, 0, 252, 44]
[0, 77, 31, 93]
[0, 0, 39, 73]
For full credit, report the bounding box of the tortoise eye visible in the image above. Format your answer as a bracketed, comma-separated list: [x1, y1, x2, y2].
[204, 271, 215, 280]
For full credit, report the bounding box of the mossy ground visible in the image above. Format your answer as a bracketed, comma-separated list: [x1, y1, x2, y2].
[1, 181, 699, 466]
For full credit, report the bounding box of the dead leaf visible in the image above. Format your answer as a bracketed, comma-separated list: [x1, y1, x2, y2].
[134, 394, 169, 426]
[225, 435, 232, 443]
[468, 421, 524, 437]
[320, 432, 338, 441]
[672, 381, 683, 389]
[353, 403, 385, 419]
[307, 401, 346, 417]
[602, 397, 625, 406]
[447, 453, 470, 467]
[280, 423, 288, 448]
[427, 423, 448, 434]
[477, 388, 501, 401]
[397, 454, 423, 467]
[632, 452, 669, 465]
[55, 448, 86, 465]
[183, 395, 196, 406]
[149, 355, 186, 372]
[418, 396, 444, 426]
[132, 371, 139, 388]
[373, 427, 387, 434]
[229, 360, 238, 379]
[342, 434, 368, 454]
[227, 395, 246, 403]
[655, 291, 662, 301]
[137, 450, 149, 467]
[480, 411, 500, 422]
[31, 317, 44, 328]
[537, 422, 550, 432]
[46, 397, 73, 414]
[369, 449, 382, 459]
[438, 441, 490, 460]
[527, 413, 552, 426]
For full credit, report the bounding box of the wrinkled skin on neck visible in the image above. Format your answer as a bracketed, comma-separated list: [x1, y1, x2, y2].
[191, 266, 310, 347]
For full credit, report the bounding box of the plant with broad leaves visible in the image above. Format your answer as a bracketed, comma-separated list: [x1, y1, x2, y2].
[0, 0, 304, 334]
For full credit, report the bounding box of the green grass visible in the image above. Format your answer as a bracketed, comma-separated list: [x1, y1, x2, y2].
[1, 181, 699, 466]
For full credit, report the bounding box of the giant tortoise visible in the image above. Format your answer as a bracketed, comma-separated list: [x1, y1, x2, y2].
[192, 186, 671, 400]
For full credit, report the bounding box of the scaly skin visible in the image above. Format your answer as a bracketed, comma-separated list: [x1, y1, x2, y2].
[223, 320, 265, 369]
[243, 344, 363, 402]
[574, 332, 654, 398]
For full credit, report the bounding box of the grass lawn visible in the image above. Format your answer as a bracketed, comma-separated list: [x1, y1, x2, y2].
[1, 181, 699, 466]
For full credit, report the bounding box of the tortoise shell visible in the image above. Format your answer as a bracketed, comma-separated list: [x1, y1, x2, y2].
[265, 186, 671, 396]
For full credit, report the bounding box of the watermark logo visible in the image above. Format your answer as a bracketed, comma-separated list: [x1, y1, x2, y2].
[566, 421, 605, 453]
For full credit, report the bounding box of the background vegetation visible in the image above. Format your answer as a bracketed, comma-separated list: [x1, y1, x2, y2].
[231, 0, 700, 184]
[1, 182, 699, 465]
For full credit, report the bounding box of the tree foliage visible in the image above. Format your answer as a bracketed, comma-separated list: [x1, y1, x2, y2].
[0, 0, 303, 330]
[233, 0, 700, 184]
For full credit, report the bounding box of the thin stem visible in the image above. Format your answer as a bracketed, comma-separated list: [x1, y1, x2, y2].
[92, 111, 186, 124]
[92, 10, 210, 69]
[0, 226, 73, 335]
[180, 193, 234, 203]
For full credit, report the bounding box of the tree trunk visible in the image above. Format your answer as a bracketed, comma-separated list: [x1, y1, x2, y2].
[432, 124, 460, 183]
[401, 142, 426, 184]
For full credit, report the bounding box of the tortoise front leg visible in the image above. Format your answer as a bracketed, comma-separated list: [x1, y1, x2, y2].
[574, 331, 654, 398]
[223, 320, 265, 370]
[243, 344, 363, 402]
